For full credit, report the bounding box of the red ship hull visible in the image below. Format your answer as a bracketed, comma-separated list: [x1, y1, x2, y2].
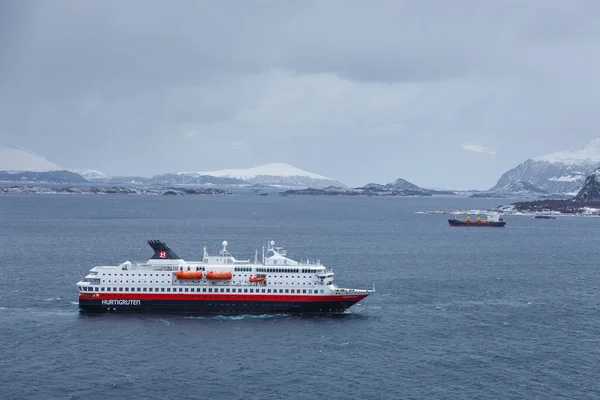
[79, 293, 368, 315]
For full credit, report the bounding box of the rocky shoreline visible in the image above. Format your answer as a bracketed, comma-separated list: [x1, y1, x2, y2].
[418, 206, 600, 217]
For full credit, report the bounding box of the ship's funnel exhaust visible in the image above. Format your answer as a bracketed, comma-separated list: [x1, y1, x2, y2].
[147, 240, 182, 260]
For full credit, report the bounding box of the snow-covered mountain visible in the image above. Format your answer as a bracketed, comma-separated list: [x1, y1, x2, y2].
[68, 169, 107, 180]
[0, 146, 93, 183]
[492, 138, 600, 194]
[193, 163, 345, 188]
[0, 145, 63, 172]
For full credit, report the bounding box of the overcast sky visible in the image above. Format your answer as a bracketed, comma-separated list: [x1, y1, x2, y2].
[1, 1, 599, 189]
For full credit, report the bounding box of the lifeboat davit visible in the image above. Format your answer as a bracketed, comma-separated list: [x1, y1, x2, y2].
[249, 277, 265, 283]
[206, 271, 232, 280]
[176, 271, 203, 279]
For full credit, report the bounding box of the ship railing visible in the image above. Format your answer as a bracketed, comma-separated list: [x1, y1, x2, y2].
[331, 288, 368, 294]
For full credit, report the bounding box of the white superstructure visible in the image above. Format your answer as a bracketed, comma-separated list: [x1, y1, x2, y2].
[77, 240, 371, 298]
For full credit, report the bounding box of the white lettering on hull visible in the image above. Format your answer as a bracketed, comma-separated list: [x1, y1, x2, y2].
[101, 300, 141, 306]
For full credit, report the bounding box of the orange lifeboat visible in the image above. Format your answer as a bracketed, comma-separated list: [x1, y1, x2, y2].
[249, 276, 265, 283]
[206, 271, 232, 280]
[176, 271, 203, 279]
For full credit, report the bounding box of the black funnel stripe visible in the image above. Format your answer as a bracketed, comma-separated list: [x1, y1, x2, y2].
[147, 240, 182, 260]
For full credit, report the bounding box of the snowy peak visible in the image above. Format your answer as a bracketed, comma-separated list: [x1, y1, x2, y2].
[196, 163, 329, 180]
[68, 169, 107, 180]
[533, 137, 600, 165]
[0, 145, 63, 172]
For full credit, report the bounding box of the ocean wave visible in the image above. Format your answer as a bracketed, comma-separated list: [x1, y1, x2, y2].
[184, 313, 290, 321]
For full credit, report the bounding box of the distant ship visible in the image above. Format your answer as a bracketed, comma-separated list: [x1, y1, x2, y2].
[534, 215, 556, 219]
[448, 213, 506, 227]
[77, 240, 374, 315]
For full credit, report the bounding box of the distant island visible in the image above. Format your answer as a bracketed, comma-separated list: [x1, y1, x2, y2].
[282, 178, 456, 197]
[0, 186, 233, 196]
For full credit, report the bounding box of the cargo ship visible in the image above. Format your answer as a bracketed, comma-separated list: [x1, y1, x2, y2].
[77, 240, 374, 315]
[448, 213, 506, 227]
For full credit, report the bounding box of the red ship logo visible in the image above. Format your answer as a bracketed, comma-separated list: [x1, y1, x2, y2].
[159, 250, 167, 258]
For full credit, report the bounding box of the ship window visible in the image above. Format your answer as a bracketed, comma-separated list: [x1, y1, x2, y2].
[290, 289, 294, 293]
[125, 287, 129, 291]
[161, 288, 165, 292]
[267, 289, 271, 293]
[113, 287, 117, 291]
[320, 290, 324, 293]
[202, 288, 207, 292]
[279, 289, 283, 293]
[190, 288, 195, 292]
[137, 288, 141, 292]
[185, 288, 188, 292]
[303, 289, 306, 293]
[238, 289, 242, 293]
[249, 289, 254, 293]
[308, 290, 312, 293]
[167, 288, 171, 292]
[244, 289, 248, 293]
[226, 289, 230, 293]
[179, 288, 183, 292]
[208, 288, 213, 292]
[149, 288, 153, 292]
[262, 289, 266, 293]
[285, 289, 289, 293]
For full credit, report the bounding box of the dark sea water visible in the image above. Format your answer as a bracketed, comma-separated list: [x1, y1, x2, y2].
[1, 194, 599, 400]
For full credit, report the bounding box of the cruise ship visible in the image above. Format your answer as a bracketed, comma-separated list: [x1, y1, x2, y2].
[77, 240, 373, 315]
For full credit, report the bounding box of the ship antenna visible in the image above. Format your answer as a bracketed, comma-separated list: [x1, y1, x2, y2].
[254, 249, 258, 264]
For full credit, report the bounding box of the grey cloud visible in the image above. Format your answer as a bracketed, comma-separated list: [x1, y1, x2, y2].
[1, 0, 599, 188]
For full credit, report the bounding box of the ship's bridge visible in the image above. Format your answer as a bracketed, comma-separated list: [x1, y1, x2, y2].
[263, 240, 301, 266]
[202, 241, 250, 265]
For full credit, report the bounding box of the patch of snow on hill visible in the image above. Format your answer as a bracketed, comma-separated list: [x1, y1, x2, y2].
[0, 146, 62, 172]
[548, 174, 585, 182]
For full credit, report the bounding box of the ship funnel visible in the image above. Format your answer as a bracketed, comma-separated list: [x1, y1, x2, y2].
[147, 240, 182, 260]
